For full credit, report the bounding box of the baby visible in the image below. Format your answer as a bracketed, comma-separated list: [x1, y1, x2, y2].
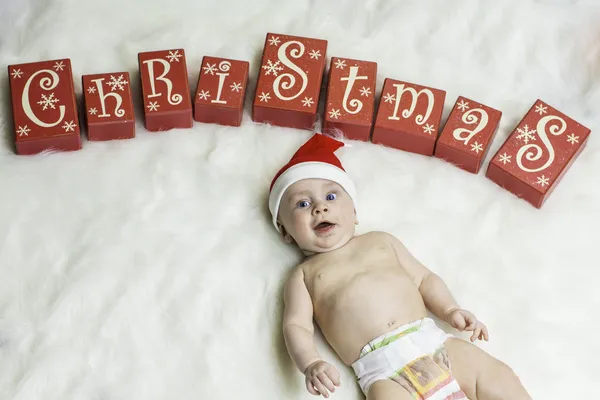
[269, 133, 531, 400]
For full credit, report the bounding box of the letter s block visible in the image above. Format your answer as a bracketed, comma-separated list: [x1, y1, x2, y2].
[252, 33, 327, 131]
[82, 72, 136, 141]
[372, 78, 446, 156]
[138, 48, 193, 132]
[486, 100, 591, 208]
[8, 58, 81, 155]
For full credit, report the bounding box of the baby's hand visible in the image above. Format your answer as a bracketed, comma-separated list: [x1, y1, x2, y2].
[445, 308, 489, 342]
[304, 360, 340, 398]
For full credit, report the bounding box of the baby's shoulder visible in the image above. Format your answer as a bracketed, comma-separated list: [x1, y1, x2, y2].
[357, 230, 398, 244]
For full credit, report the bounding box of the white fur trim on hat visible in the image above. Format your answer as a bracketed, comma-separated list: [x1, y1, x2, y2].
[268, 162, 358, 231]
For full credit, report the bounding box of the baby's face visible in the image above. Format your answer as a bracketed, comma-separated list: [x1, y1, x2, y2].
[277, 178, 357, 254]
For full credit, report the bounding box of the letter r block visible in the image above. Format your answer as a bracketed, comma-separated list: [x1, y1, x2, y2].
[252, 32, 327, 131]
[138, 48, 193, 132]
[372, 78, 446, 156]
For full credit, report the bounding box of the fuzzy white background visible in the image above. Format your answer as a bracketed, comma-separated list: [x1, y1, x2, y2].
[1, 0, 599, 399]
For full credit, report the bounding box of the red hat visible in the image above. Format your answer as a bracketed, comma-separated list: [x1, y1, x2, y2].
[268, 133, 357, 231]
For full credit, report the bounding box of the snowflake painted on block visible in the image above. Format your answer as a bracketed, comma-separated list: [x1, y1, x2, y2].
[259, 92, 271, 102]
[198, 90, 211, 100]
[301, 97, 314, 107]
[11, 69, 23, 79]
[567, 133, 579, 145]
[87, 86, 97, 94]
[329, 109, 341, 119]
[107, 75, 128, 91]
[309, 49, 321, 60]
[53, 61, 65, 71]
[423, 124, 435, 135]
[203, 63, 217, 75]
[17, 125, 30, 137]
[268, 36, 281, 46]
[360, 86, 371, 97]
[536, 175, 550, 187]
[383, 93, 396, 103]
[535, 104, 547, 115]
[457, 99, 469, 112]
[498, 153, 511, 164]
[88, 108, 98, 115]
[334, 59, 346, 69]
[147, 101, 160, 112]
[516, 124, 537, 144]
[262, 60, 283, 76]
[166, 50, 182, 63]
[37, 93, 59, 110]
[230, 82, 243, 92]
[62, 120, 76, 132]
[471, 141, 483, 153]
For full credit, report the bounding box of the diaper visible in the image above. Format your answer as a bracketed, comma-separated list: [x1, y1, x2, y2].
[351, 318, 467, 399]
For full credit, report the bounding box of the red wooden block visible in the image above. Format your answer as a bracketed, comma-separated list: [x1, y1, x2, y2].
[486, 99, 591, 208]
[371, 78, 446, 156]
[7, 58, 81, 155]
[322, 57, 377, 142]
[82, 72, 135, 141]
[252, 33, 327, 130]
[193, 56, 249, 127]
[138, 48, 193, 132]
[434, 96, 502, 174]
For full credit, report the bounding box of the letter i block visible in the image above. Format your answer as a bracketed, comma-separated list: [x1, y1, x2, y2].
[193, 56, 249, 127]
[372, 78, 446, 156]
[434, 96, 502, 174]
[7, 58, 81, 155]
[82, 72, 135, 141]
[486, 100, 591, 208]
[138, 48, 193, 132]
[323, 57, 377, 142]
[252, 33, 327, 130]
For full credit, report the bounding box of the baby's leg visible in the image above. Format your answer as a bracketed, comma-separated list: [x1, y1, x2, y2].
[366, 380, 413, 400]
[444, 338, 531, 400]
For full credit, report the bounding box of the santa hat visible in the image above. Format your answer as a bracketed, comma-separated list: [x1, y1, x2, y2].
[268, 133, 357, 231]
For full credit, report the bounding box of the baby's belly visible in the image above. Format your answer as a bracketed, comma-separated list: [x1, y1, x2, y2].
[314, 271, 428, 365]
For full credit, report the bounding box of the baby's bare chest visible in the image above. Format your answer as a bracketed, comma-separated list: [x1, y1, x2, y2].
[304, 244, 410, 302]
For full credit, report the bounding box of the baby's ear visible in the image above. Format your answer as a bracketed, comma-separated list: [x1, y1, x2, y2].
[277, 220, 295, 244]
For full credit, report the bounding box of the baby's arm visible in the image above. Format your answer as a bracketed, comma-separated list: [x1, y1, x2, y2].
[283, 266, 340, 397]
[384, 232, 489, 341]
[282, 266, 322, 372]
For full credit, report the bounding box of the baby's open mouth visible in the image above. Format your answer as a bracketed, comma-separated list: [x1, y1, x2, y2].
[314, 221, 335, 231]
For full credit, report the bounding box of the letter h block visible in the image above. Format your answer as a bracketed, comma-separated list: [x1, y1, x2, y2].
[82, 72, 136, 141]
[138, 48, 193, 132]
[372, 78, 446, 156]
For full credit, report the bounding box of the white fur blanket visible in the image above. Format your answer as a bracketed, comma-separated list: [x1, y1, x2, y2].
[1, 1, 599, 399]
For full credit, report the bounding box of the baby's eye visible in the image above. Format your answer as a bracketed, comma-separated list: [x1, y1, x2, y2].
[298, 200, 311, 208]
[326, 193, 337, 201]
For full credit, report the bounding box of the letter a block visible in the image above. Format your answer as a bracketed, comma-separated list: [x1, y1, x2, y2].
[193, 56, 249, 127]
[82, 72, 135, 141]
[323, 57, 377, 142]
[7, 58, 81, 155]
[434, 96, 502, 174]
[138, 48, 193, 132]
[372, 78, 446, 156]
[486, 100, 591, 208]
[252, 33, 327, 130]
